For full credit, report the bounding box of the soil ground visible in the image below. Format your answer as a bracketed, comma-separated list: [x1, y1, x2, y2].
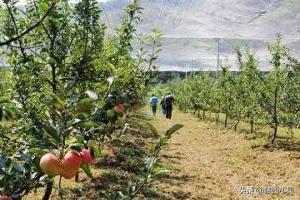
[24, 108, 300, 200]
[150, 108, 300, 200]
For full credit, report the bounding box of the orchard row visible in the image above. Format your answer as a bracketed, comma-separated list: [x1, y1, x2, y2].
[157, 37, 300, 144]
[0, 0, 175, 200]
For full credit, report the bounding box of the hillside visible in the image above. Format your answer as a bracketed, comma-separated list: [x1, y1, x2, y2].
[101, 0, 300, 70]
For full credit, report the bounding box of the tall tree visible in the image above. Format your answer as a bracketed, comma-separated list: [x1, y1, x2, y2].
[235, 49, 263, 132]
[261, 37, 288, 143]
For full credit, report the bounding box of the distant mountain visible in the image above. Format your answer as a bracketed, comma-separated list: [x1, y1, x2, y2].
[101, 0, 300, 71]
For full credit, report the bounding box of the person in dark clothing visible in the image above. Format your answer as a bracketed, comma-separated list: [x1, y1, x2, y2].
[160, 96, 166, 115]
[165, 93, 174, 119]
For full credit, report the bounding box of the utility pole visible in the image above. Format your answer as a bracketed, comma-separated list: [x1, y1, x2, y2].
[216, 38, 220, 79]
[191, 60, 193, 77]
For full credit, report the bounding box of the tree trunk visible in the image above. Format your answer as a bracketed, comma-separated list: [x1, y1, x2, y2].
[75, 173, 79, 182]
[216, 103, 221, 123]
[234, 119, 240, 131]
[271, 85, 279, 144]
[224, 114, 228, 127]
[271, 121, 278, 144]
[42, 181, 53, 200]
[216, 112, 220, 123]
[250, 117, 254, 133]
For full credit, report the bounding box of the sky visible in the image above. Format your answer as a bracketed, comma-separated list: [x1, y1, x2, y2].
[2, 0, 299, 71]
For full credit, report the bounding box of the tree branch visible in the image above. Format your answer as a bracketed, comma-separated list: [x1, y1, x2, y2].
[0, 1, 57, 47]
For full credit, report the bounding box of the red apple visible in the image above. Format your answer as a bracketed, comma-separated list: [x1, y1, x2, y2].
[0, 196, 12, 200]
[61, 151, 82, 172]
[39, 153, 62, 176]
[114, 104, 125, 113]
[80, 149, 93, 165]
[60, 168, 78, 179]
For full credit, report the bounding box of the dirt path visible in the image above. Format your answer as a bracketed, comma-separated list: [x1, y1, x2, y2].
[150, 109, 300, 200]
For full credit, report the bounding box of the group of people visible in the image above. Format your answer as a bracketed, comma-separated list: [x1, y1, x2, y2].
[150, 93, 174, 119]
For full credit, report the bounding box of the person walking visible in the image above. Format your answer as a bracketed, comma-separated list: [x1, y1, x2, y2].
[150, 94, 158, 116]
[160, 96, 166, 115]
[165, 93, 174, 119]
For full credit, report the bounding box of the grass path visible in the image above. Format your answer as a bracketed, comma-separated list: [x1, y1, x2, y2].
[150, 109, 300, 200]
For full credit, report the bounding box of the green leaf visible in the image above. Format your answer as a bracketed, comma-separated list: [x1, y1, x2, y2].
[70, 143, 83, 151]
[90, 146, 101, 158]
[12, 163, 24, 173]
[153, 167, 170, 176]
[43, 125, 60, 144]
[39, 2, 49, 12]
[51, 93, 66, 110]
[0, 97, 10, 104]
[117, 191, 126, 198]
[72, 118, 82, 126]
[28, 148, 43, 155]
[81, 162, 93, 178]
[76, 98, 95, 114]
[142, 121, 158, 136]
[0, 155, 8, 168]
[80, 121, 100, 129]
[165, 124, 184, 137]
[145, 157, 156, 171]
[158, 137, 168, 147]
[74, 135, 85, 144]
